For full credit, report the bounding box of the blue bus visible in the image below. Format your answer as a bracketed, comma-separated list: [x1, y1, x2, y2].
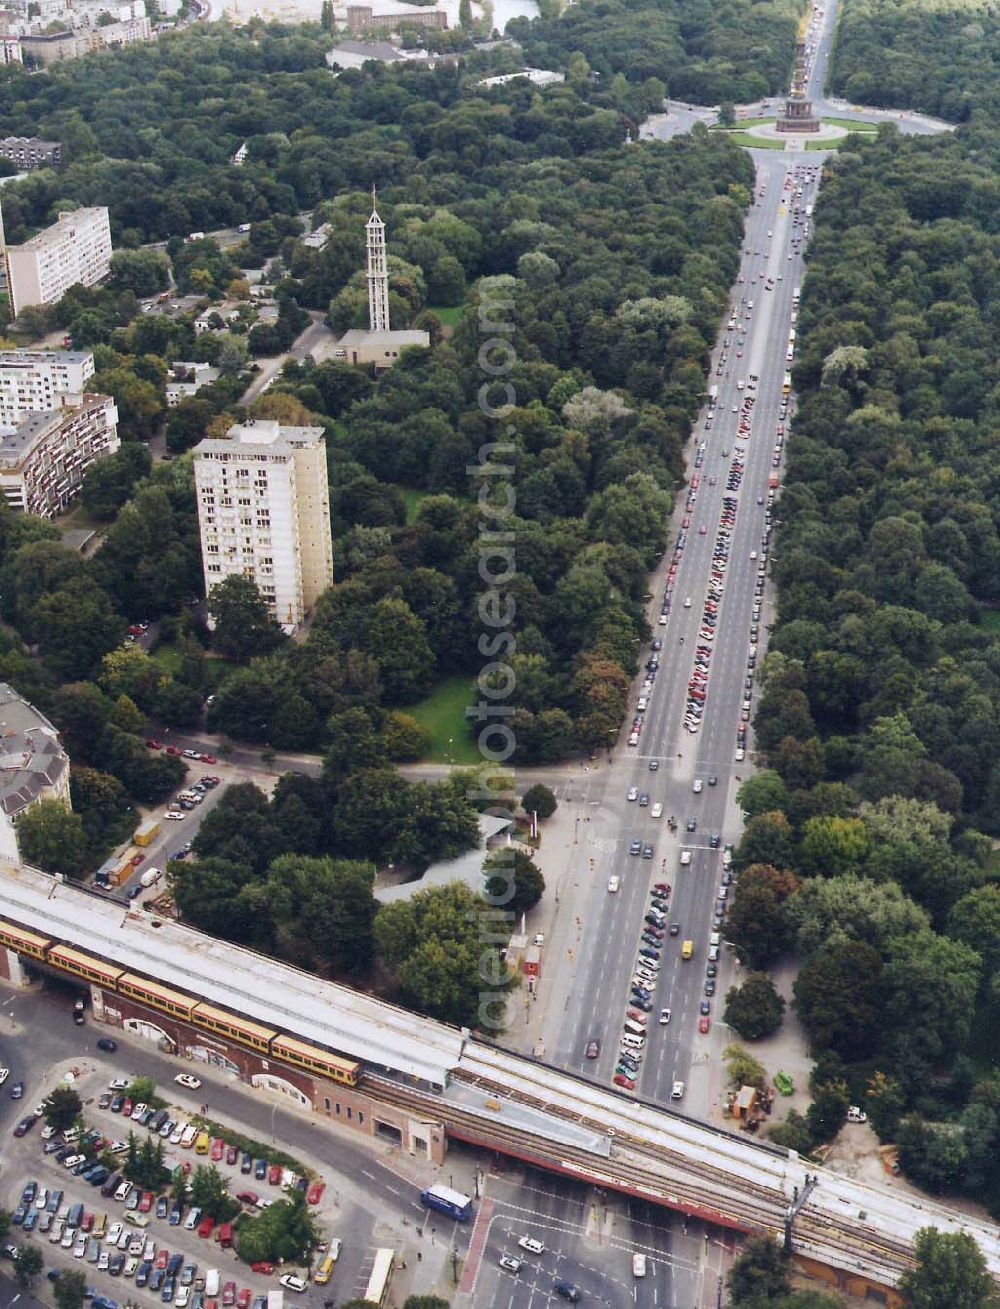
[420, 1185, 473, 1222]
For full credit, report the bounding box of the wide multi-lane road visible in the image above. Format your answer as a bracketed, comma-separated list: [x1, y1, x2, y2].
[543, 155, 821, 1120]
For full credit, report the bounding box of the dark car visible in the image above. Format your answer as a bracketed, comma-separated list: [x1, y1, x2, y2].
[13, 1116, 37, 1137]
[584, 1039, 600, 1059]
[669, 923, 680, 936]
[554, 1280, 581, 1303]
[110, 1094, 124, 1113]
[96, 1036, 118, 1052]
[169, 1201, 183, 1226]
[254, 1159, 267, 1181]
[241, 1154, 253, 1175]
[156, 1196, 169, 1219]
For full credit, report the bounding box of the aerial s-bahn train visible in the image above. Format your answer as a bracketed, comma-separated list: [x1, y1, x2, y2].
[0, 918, 361, 1089]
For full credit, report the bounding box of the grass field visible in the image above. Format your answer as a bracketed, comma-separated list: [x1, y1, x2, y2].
[727, 132, 787, 149]
[407, 676, 480, 764]
[711, 116, 773, 129]
[150, 642, 229, 690]
[399, 486, 428, 524]
[822, 116, 878, 131]
[429, 305, 464, 328]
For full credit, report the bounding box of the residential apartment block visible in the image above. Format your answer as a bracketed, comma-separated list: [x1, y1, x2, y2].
[3, 206, 112, 317]
[0, 393, 119, 518]
[0, 349, 94, 426]
[194, 419, 334, 632]
[0, 681, 71, 867]
[0, 137, 61, 170]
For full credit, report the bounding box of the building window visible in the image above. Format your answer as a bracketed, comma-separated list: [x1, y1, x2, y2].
[323, 1097, 330, 1111]
[346, 1107, 352, 1120]
[358, 1111, 364, 1125]
[335, 1103, 340, 1116]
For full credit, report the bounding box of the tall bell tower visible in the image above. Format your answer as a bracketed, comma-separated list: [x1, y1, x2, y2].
[366, 187, 391, 334]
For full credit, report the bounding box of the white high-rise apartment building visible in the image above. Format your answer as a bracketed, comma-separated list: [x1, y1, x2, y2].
[2, 207, 112, 318]
[0, 350, 94, 427]
[194, 419, 334, 632]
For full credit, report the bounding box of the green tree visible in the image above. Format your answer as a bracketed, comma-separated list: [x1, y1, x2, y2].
[736, 771, 789, 819]
[381, 711, 430, 762]
[521, 783, 557, 821]
[207, 575, 285, 661]
[485, 848, 545, 914]
[722, 1043, 768, 1090]
[793, 940, 882, 1058]
[898, 1227, 999, 1309]
[724, 973, 786, 1040]
[806, 1080, 850, 1144]
[44, 1085, 82, 1130]
[16, 799, 89, 877]
[235, 1191, 318, 1264]
[725, 864, 799, 967]
[728, 1235, 789, 1306]
[188, 1166, 240, 1222]
[14, 1244, 43, 1287]
[54, 1269, 88, 1309]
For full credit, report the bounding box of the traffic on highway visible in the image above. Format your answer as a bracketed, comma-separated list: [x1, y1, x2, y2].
[552, 157, 824, 1115]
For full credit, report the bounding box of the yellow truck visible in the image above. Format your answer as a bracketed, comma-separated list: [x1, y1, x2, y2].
[134, 819, 161, 848]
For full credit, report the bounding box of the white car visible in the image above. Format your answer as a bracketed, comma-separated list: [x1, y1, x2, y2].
[278, 1276, 307, 1293]
[107, 1223, 124, 1246]
[518, 1237, 545, 1255]
[499, 1255, 522, 1274]
[683, 597, 692, 608]
[98, 1250, 110, 1271]
[659, 1009, 671, 1025]
[108, 1077, 129, 1090]
[74, 1233, 88, 1258]
[0, 1067, 8, 1085]
[692, 779, 703, 793]
[651, 803, 662, 818]
[130, 1102, 148, 1120]
[175, 1074, 202, 1090]
[165, 810, 185, 821]
[62, 1153, 86, 1170]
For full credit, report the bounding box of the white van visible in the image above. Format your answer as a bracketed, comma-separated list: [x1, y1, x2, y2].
[623, 1020, 646, 1037]
[180, 1124, 198, 1148]
[607, 876, 620, 894]
[680, 850, 692, 865]
[621, 1032, 645, 1050]
[139, 866, 163, 889]
[205, 1270, 220, 1298]
[670, 1081, 685, 1100]
[632, 1253, 647, 1278]
[710, 932, 721, 947]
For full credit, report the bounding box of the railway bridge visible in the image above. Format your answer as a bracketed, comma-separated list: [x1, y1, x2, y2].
[0, 862, 996, 1306]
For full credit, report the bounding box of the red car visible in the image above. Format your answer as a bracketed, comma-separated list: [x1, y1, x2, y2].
[210, 1137, 224, 1162]
[155, 1250, 170, 1270]
[226, 1144, 239, 1166]
[613, 1074, 635, 1090]
[81, 1212, 94, 1232]
[222, 1282, 236, 1307]
[198, 1216, 215, 1239]
[236, 1192, 259, 1207]
[130, 853, 145, 867]
[249, 1263, 275, 1276]
[237, 1291, 251, 1309]
[128, 625, 145, 636]
[653, 883, 671, 896]
[305, 1182, 324, 1206]
[699, 1016, 711, 1034]
[145, 740, 163, 750]
[139, 1191, 154, 1213]
[121, 1098, 133, 1117]
[200, 754, 217, 765]
[165, 745, 182, 756]
[267, 1164, 282, 1186]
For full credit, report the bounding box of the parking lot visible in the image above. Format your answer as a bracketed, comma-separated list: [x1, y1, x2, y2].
[4, 1068, 330, 1309]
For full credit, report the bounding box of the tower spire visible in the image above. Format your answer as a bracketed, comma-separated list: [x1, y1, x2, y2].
[366, 188, 390, 334]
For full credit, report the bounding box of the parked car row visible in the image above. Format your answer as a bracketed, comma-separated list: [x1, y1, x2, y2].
[165, 776, 221, 820]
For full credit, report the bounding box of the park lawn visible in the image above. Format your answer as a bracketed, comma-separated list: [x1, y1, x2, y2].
[150, 642, 229, 690]
[399, 486, 428, 524]
[821, 116, 878, 131]
[728, 132, 786, 149]
[429, 305, 464, 328]
[711, 116, 773, 129]
[408, 676, 480, 764]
